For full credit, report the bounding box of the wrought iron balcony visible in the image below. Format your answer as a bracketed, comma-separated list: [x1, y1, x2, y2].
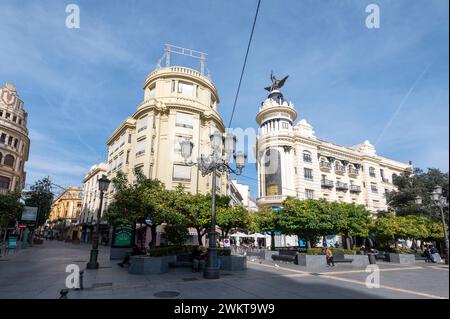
[321, 179, 334, 188]
[320, 161, 332, 171]
[336, 182, 349, 191]
[350, 185, 361, 193]
[348, 167, 359, 176]
[335, 165, 346, 174]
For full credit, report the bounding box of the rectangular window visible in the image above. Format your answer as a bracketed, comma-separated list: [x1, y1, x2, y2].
[148, 84, 156, 98]
[13, 139, 18, 148]
[371, 183, 378, 193]
[126, 150, 130, 164]
[304, 168, 313, 180]
[305, 189, 314, 199]
[8, 136, 13, 145]
[171, 81, 176, 93]
[282, 122, 289, 129]
[13, 115, 17, 122]
[176, 112, 193, 128]
[137, 116, 148, 133]
[0, 133, 6, 143]
[178, 81, 194, 96]
[136, 139, 146, 156]
[6, 113, 10, 119]
[173, 164, 191, 181]
[119, 133, 126, 146]
[0, 111, 3, 117]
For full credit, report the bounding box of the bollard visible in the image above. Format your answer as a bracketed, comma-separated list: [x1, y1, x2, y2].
[78, 270, 84, 290]
[59, 289, 69, 299]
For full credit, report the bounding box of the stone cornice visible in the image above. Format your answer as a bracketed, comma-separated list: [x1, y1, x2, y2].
[107, 118, 136, 145]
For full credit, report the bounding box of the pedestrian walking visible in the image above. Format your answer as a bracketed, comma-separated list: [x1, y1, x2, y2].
[326, 247, 335, 267]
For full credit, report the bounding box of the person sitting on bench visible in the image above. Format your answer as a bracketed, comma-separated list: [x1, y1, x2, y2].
[118, 244, 142, 267]
[191, 246, 206, 272]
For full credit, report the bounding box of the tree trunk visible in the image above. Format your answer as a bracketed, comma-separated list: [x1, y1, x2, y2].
[150, 225, 157, 248]
[270, 231, 275, 251]
[196, 228, 203, 246]
[345, 235, 352, 250]
[2, 227, 7, 256]
[307, 240, 311, 249]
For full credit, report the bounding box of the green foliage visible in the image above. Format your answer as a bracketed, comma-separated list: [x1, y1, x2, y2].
[278, 198, 344, 246]
[387, 168, 448, 221]
[0, 191, 24, 229]
[251, 206, 280, 233]
[216, 205, 250, 238]
[372, 213, 446, 246]
[338, 202, 372, 237]
[103, 170, 173, 226]
[23, 177, 54, 226]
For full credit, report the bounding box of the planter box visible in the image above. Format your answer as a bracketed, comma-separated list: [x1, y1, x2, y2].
[110, 247, 131, 260]
[297, 254, 327, 269]
[388, 253, 415, 264]
[344, 254, 369, 267]
[221, 255, 247, 271]
[129, 255, 174, 274]
[264, 250, 278, 261]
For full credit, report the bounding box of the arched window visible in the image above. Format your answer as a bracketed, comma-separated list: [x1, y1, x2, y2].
[0, 176, 10, 189]
[4, 154, 14, 167]
[303, 151, 312, 163]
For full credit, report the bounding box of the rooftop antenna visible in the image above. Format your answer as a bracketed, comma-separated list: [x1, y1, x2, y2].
[162, 44, 209, 76]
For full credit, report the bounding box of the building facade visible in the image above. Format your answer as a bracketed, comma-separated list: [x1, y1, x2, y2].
[79, 163, 108, 243]
[255, 78, 412, 215]
[49, 187, 83, 240]
[105, 65, 227, 198]
[0, 83, 30, 193]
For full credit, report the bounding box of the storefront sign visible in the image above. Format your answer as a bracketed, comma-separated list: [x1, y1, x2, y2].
[112, 225, 134, 248]
[21, 206, 38, 222]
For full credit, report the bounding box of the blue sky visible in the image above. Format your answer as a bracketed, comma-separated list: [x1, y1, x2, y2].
[1, 0, 448, 198]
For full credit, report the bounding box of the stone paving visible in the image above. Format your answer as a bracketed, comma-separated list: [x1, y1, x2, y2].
[0, 241, 448, 299]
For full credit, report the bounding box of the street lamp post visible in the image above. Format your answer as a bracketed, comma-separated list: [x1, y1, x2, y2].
[180, 131, 246, 279]
[86, 175, 110, 270]
[415, 185, 449, 265]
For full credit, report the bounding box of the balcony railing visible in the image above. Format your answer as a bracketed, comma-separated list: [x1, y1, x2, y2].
[321, 179, 334, 188]
[350, 185, 361, 193]
[382, 178, 390, 183]
[336, 182, 349, 191]
[320, 161, 332, 170]
[348, 168, 359, 176]
[335, 165, 346, 174]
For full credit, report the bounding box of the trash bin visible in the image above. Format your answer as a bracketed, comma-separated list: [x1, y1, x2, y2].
[368, 253, 377, 264]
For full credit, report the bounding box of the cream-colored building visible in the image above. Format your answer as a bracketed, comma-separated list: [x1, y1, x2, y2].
[106, 65, 227, 198]
[79, 163, 108, 224]
[256, 81, 412, 214]
[0, 83, 30, 193]
[49, 187, 83, 240]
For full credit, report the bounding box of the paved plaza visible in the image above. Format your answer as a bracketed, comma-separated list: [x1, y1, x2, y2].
[0, 241, 448, 299]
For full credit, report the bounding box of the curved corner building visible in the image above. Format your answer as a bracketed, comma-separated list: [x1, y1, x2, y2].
[106, 66, 226, 199]
[256, 78, 412, 215]
[0, 83, 30, 193]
